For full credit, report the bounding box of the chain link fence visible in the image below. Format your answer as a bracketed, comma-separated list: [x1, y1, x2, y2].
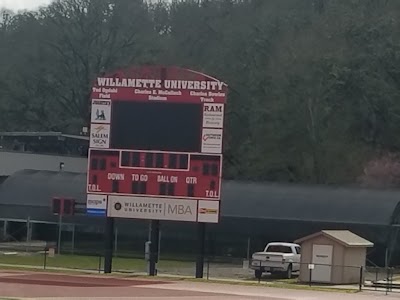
[1, 242, 400, 295]
[2, 219, 400, 294]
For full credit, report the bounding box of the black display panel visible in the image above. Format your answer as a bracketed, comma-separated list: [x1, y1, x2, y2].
[111, 101, 202, 152]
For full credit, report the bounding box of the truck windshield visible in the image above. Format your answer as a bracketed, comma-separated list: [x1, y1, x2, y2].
[266, 245, 292, 253]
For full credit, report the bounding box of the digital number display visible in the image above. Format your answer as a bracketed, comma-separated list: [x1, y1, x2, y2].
[87, 149, 222, 200]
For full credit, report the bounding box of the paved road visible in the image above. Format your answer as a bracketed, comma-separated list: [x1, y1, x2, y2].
[0, 271, 398, 299]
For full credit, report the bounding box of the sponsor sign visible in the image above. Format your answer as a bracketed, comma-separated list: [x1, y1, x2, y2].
[91, 99, 112, 123]
[203, 104, 224, 128]
[86, 194, 107, 216]
[90, 124, 110, 149]
[201, 128, 223, 154]
[107, 195, 197, 222]
[197, 200, 219, 223]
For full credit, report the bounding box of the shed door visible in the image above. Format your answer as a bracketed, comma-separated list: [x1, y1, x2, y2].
[311, 244, 333, 283]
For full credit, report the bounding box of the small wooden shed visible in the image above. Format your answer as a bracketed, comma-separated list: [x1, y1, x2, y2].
[295, 230, 373, 285]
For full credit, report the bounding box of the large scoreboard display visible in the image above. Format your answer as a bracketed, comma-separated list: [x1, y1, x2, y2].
[86, 66, 227, 223]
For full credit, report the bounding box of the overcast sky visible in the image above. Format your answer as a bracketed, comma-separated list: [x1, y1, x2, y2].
[0, 0, 52, 11]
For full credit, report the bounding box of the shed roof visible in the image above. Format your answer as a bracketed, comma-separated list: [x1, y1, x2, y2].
[0, 170, 400, 227]
[295, 230, 374, 247]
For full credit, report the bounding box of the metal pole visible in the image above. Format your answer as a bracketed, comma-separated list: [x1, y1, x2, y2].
[114, 226, 118, 256]
[158, 229, 161, 261]
[71, 224, 75, 255]
[147, 222, 151, 275]
[104, 217, 114, 273]
[98, 255, 102, 273]
[3, 220, 7, 240]
[43, 248, 47, 270]
[28, 222, 33, 243]
[149, 220, 160, 276]
[57, 214, 62, 255]
[26, 217, 30, 243]
[247, 237, 251, 260]
[25, 217, 31, 253]
[385, 248, 389, 268]
[206, 258, 210, 280]
[390, 268, 394, 292]
[195, 223, 206, 278]
[359, 266, 363, 292]
[386, 267, 390, 295]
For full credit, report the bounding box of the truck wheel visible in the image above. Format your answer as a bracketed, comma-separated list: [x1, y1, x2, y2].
[255, 269, 262, 279]
[286, 264, 293, 279]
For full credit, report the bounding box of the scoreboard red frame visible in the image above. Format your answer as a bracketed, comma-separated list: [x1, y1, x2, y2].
[88, 149, 223, 200]
[86, 66, 227, 221]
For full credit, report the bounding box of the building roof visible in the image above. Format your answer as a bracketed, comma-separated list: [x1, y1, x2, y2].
[295, 230, 374, 247]
[0, 151, 88, 176]
[0, 131, 89, 140]
[220, 181, 400, 226]
[0, 169, 86, 207]
[0, 170, 400, 227]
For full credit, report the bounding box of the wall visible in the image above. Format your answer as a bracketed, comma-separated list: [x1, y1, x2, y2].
[298, 235, 345, 284]
[343, 247, 366, 284]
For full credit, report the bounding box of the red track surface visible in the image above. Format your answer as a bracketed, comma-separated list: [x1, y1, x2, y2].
[1, 270, 398, 300]
[0, 272, 166, 287]
[0, 271, 232, 299]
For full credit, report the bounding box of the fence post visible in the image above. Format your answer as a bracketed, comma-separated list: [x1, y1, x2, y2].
[258, 260, 261, 284]
[206, 258, 210, 280]
[309, 268, 312, 287]
[359, 266, 363, 292]
[43, 248, 47, 270]
[98, 254, 102, 274]
[386, 267, 390, 295]
[246, 237, 251, 261]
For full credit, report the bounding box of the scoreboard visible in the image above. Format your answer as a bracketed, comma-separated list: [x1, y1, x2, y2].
[88, 150, 222, 199]
[86, 66, 227, 223]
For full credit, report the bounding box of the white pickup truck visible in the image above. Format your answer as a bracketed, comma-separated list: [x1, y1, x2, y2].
[250, 242, 301, 279]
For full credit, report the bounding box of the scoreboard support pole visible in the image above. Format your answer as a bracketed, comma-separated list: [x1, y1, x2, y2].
[149, 220, 160, 276]
[104, 217, 115, 274]
[195, 222, 206, 278]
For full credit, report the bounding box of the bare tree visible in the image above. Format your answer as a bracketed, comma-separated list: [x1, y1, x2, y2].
[359, 153, 400, 188]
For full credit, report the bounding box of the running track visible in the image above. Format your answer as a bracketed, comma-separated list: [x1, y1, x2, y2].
[0, 271, 397, 299]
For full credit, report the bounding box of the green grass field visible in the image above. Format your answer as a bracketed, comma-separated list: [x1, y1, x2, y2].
[0, 253, 193, 272]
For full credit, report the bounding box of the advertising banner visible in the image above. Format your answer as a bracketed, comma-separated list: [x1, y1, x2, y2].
[203, 103, 224, 128]
[107, 195, 198, 222]
[91, 99, 112, 124]
[89, 124, 110, 149]
[197, 200, 220, 223]
[201, 128, 223, 153]
[86, 194, 107, 216]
